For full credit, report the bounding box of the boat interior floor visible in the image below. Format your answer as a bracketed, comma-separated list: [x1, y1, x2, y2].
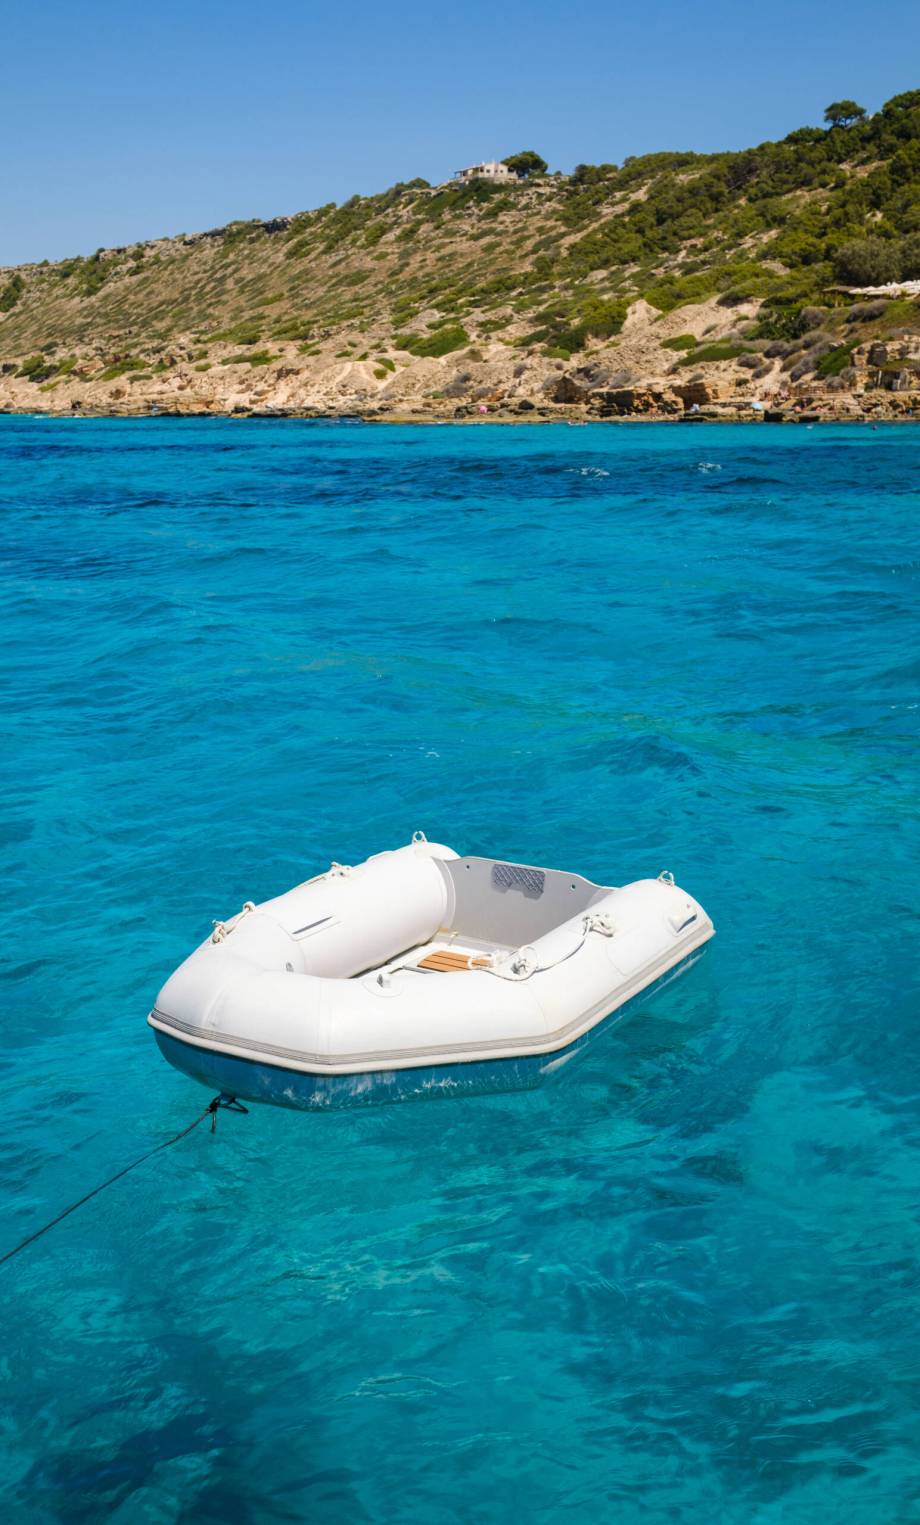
[369, 934, 513, 978]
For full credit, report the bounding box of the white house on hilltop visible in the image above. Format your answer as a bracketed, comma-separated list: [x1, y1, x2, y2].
[454, 160, 520, 184]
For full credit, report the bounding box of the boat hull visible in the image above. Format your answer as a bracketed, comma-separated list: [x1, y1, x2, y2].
[154, 949, 706, 1110]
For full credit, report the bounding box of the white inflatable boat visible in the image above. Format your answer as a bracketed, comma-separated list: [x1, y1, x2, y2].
[149, 834, 714, 1109]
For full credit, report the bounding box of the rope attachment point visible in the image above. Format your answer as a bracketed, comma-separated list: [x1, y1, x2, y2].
[207, 1093, 249, 1132]
[211, 901, 257, 944]
[483, 910, 619, 983]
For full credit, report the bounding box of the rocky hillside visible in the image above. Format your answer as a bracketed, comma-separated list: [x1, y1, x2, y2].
[2, 91, 919, 421]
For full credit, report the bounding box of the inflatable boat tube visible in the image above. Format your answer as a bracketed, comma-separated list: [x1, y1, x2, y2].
[149, 835, 714, 1109]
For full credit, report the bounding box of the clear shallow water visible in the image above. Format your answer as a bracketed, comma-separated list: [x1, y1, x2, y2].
[1, 417, 918, 1523]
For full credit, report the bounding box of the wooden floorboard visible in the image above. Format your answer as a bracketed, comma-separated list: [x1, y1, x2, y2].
[417, 949, 491, 972]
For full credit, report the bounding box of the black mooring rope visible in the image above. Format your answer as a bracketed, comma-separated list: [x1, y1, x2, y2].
[0, 1093, 248, 1268]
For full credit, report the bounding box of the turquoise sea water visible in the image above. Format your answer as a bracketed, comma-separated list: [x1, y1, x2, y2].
[1, 417, 918, 1523]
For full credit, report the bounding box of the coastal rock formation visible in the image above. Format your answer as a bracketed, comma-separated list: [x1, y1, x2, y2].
[1, 302, 917, 422]
[545, 373, 591, 404]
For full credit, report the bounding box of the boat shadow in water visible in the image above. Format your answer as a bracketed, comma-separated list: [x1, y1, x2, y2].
[155, 947, 713, 1113]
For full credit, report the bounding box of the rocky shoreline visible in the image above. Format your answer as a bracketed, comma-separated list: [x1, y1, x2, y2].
[3, 405, 916, 424]
[2, 299, 917, 427]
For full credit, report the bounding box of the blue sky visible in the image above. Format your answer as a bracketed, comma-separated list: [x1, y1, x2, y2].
[2, 0, 917, 265]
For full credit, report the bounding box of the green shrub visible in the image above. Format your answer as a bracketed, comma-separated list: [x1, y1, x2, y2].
[645, 261, 780, 313]
[219, 350, 278, 366]
[78, 254, 109, 297]
[833, 237, 901, 285]
[417, 180, 506, 224]
[570, 162, 619, 187]
[662, 334, 697, 351]
[816, 342, 856, 377]
[271, 318, 313, 341]
[575, 295, 628, 342]
[99, 357, 147, 381]
[678, 342, 748, 365]
[900, 232, 920, 278]
[0, 273, 24, 311]
[194, 362, 212, 372]
[393, 324, 470, 357]
[17, 354, 59, 382]
[210, 321, 262, 346]
[644, 271, 722, 312]
[518, 293, 628, 354]
[217, 221, 262, 257]
[17, 354, 47, 377]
